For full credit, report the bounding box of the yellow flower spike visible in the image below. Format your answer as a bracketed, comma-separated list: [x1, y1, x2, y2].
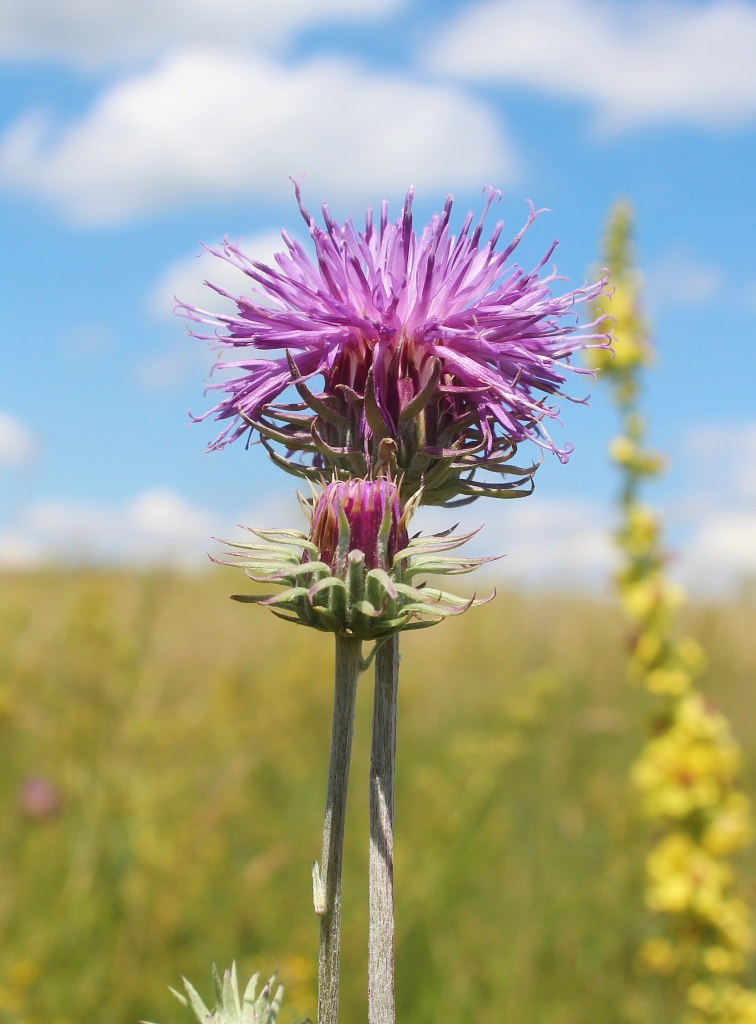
[624, 411, 646, 439]
[704, 794, 755, 857]
[9, 962, 38, 990]
[589, 281, 650, 375]
[632, 698, 744, 818]
[600, 277, 635, 322]
[621, 580, 661, 622]
[610, 436, 637, 465]
[628, 503, 659, 535]
[612, 333, 648, 373]
[664, 581, 687, 612]
[677, 696, 741, 762]
[643, 809, 752, 931]
[676, 637, 707, 676]
[0, 988, 23, 1013]
[688, 982, 717, 1013]
[610, 444, 667, 478]
[595, 199, 756, 1020]
[704, 947, 745, 975]
[645, 667, 691, 696]
[621, 576, 684, 624]
[634, 632, 663, 667]
[645, 833, 705, 911]
[722, 983, 756, 1024]
[713, 899, 755, 953]
[639, 937, 679, 974]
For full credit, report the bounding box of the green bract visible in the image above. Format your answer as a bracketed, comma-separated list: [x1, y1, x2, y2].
[216, 523, 494, 642]
[145, 963, 282, 1024]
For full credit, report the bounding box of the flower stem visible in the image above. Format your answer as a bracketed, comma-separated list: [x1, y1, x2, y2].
[316, 634, 362, 1024]
[368, 634, 399, 1024]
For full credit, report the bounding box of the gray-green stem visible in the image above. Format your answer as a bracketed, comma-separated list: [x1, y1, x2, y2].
[368, 634, 399, 1024]
[315, 634, 362, 1024]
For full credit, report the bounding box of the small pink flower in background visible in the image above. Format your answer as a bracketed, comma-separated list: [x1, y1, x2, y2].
[18, 775, 60, 820]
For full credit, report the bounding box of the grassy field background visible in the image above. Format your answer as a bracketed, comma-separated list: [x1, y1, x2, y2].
[1, 569, 754, 1024]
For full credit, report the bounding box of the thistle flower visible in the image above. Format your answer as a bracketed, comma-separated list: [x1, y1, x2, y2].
[214, 477, 494, 643]
[182, 184, 609, 505]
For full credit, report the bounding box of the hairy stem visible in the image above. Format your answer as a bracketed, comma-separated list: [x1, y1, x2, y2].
[368, 634, 400, 1024]
[316, 634, 362, 1024]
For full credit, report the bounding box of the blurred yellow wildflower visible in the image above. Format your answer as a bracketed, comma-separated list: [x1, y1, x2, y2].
[687, 982, 756, 1024]
[620, 575, 685, 624]
[595, 200, 756, 1024]
[704, 947, 746, 976]
[704, 795, 755, 857]
[639, 936, 680, 974]
[646, 832, 731, 916]
[8, 963, 37, 990]
[610, 436, 666, 476]
[632, 696, 742, 818]
[586, 200, 651, 381]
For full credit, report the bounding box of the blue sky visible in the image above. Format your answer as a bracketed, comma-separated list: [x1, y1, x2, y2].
[0, 0, 755, 588]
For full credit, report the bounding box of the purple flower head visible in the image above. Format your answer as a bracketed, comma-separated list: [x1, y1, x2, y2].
[181, 184, 609, 505]
[310, 478, 408, 576]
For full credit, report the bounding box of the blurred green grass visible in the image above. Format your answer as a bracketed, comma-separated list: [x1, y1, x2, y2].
[0, 570, 754, 1024]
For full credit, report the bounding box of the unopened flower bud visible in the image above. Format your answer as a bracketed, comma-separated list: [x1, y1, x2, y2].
[309, 478, 408, 576]
[215, 477, 495, 641]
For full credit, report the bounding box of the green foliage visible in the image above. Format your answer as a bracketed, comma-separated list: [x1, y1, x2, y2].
[0, 569, 754, 1024]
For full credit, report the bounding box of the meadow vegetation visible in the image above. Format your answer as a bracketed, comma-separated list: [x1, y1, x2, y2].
[1, 568, 754, 1024]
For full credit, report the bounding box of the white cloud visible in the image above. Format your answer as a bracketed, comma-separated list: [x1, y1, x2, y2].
[0, 487, 216, 568]
[680, 423, 756, 501]
[417, 496, 615, 590]
[4, 433, 755, 593]
[645, 249, 724, 309]
[0, 531, 40, 568]
[0, 49, 514, 225]
[427, 0, 756, 129]
[0, 0, 402, 67]
[684, 511, 756, 581]
[0, 486, 304, 570]
[671, 423, 756, 591]
[0, 411, 36, 466]
[0, 483, 614, 584]
[136, 340, 213, 391]
[414, 420, 756, 595]
[150, 231, 286, 320]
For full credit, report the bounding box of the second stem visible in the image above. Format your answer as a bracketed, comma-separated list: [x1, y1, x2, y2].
[368, 634, 399, 1024]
